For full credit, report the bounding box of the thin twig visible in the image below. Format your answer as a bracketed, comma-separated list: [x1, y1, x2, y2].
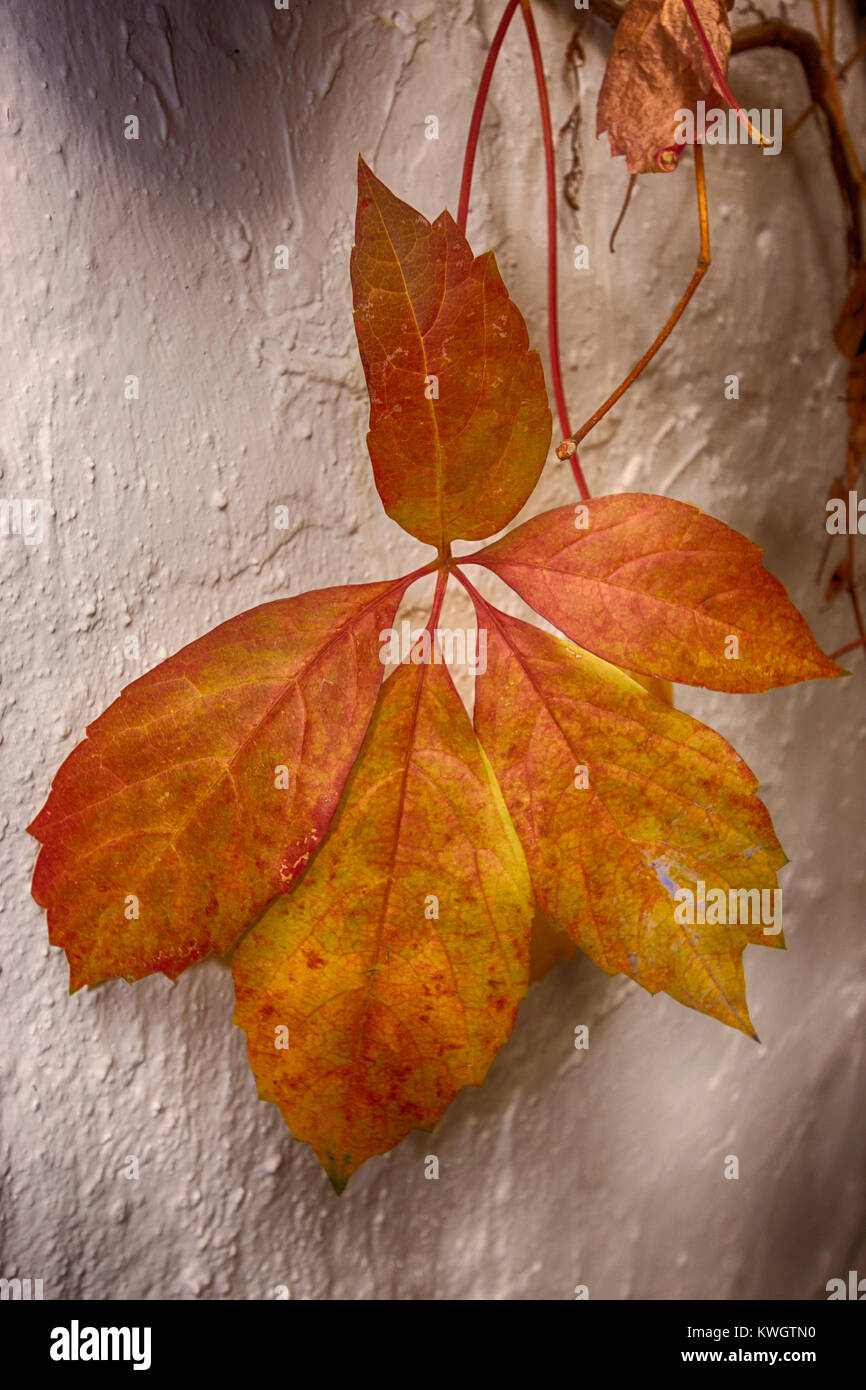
[609, 174, 637, 253]
[556, 146, 710, 456]
[787, 36, 866, 140]
[831, 634, 866, 659]
[519, 0, 590, 499]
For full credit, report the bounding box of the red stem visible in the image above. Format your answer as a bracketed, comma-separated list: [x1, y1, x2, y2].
[457, 0, 520, 235]
[518, 0, 590, 501]
[393, 557, 442, 595]
[682, 0, 758, 141]
[426, 567, 449, 634]
[451, 563, 493, 620]
[830, 634, 865, 659]
[457, 0, 590, 501]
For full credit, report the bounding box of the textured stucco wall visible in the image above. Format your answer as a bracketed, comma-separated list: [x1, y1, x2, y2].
[1, 0, 864, 1300]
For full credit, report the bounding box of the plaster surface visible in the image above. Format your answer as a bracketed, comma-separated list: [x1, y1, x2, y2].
[1, 0, 864, 1299]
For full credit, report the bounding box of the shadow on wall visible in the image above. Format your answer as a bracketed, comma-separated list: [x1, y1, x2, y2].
[4, 0, 376, 255]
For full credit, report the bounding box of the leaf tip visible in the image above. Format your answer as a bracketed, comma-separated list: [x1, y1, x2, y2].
[356, 153, 379, 193]
[356, 154, 376, 202]
[327, 1170, 349, 1197]
[67, 966, 86, 997]
[824, 656, 851, 680]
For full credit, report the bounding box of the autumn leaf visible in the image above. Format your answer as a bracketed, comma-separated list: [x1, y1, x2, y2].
[597, 0, 734, 173]
[351, 157, 552, 548]
[232, 655, 533, 1193]
[28, 581, 407, 990]
[28, 161, 842, 1190]
[470, 593, 785, 1038]
[473, 494, 844, 691]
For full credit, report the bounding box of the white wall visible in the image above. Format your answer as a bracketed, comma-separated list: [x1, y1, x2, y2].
[1, 0, 864, 1299]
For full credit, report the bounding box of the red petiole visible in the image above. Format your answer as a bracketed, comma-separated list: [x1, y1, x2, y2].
[457, 0, 590, 500]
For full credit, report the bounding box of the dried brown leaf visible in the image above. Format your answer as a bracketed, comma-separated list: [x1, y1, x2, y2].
[596, 0, 734, 174]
